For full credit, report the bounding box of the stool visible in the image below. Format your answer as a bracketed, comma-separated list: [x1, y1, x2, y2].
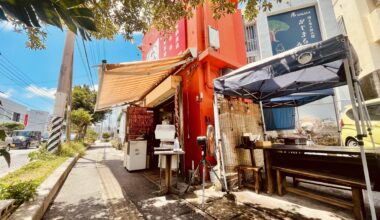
[236, 165, 263, 193]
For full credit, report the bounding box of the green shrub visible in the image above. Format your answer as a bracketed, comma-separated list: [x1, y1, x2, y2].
[28, 149, 58, 161]
[58, 142, 86, 157]
[0, 130, 6, 141]
[111, 139, 122, 150]
[85, 128, 97, 144]
[102, 132, 110, 140]
[0, 181, 38, 205]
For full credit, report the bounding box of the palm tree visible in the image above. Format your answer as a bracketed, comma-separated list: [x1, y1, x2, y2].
[0, 0, 96, 39]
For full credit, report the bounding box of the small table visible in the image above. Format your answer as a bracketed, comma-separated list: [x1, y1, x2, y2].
[154, 150, 185, 195]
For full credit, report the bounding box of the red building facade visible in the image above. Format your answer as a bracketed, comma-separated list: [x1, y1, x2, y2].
[141, 1, 247, 172]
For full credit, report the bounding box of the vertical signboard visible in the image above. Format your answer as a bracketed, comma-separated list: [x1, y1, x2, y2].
[268, 6, 322, 55]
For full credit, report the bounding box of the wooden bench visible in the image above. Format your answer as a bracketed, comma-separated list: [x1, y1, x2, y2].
[236, 165, 263, 193]
[272, 166, 366, 220]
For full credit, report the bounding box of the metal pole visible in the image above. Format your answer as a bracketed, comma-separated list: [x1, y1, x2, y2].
[259, 101, 267, 140]
[344, 57, 377, 220]
[213, 94, 229, 191]
[47, 31, 75, 152]
[332, 93, 342, 146]
[295, 106, 301, 130]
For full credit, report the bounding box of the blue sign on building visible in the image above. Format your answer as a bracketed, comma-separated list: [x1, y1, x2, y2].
[268, 6, 322, 55]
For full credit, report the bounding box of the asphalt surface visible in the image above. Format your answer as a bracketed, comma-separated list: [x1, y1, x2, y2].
[0, 147, 37, 178]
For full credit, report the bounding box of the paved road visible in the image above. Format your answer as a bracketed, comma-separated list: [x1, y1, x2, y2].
[0, 148, 38, 178]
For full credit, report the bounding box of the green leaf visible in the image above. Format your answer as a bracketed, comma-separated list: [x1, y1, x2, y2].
[0, 8, 8, 20]
[0, 149, 11, 167]
[24, 4, 41, 27]
[68, 7, 93, 18]
[54, 3, 77, 34]
[74, 16, 97, 31]
[32, 1, 62, 30]
[78, 28, 90, 41]
[59, 0, 86, 9]
[0, 2, 33, 27]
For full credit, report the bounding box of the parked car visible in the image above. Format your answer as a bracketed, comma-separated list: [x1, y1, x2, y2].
[341, 98, 380, 147]
[0, 129, 12, 151]
[10, 130, 41, 149]
[41, 132, 49, 143]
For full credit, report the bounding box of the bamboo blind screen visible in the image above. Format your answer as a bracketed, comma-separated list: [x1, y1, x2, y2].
[218, 98, 264, 173]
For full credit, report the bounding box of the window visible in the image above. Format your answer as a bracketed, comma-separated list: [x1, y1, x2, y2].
[247, 56, 256, 63]
[244, 23, 258, 53]
[12, 112, 20, 122]
[346, 104, 380, 121]
[367, 104, 380, 121]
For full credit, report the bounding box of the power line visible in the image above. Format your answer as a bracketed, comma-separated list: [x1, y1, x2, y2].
[0, 63, 53, 105]
[0, 90, 41, 110]
[80, 38, 95, 90]
[0, 54, 55, 103]
[0, 53, 54, 97]
[75, 39, 94, 89]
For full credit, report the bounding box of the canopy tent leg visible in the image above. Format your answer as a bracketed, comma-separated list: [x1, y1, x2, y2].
[343, 57, 377, 220]
[358, 88, 378, 152]
[296, 106, 301, 131]
[259, 101, 267, 140]
[332, 91, 343, 146]
[213, 94, 229, 192]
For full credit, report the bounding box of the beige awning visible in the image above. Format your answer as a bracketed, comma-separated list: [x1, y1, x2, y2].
[95, 49, 195, 111]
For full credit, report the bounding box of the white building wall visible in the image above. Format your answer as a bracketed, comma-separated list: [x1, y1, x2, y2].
[25, 110, 50, 133]
[255, 0, 339, 59]
[0, 97, 28, 124]
[114, 106, 127, 144]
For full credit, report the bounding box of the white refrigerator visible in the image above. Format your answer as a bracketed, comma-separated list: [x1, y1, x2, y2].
[124, 140, 147, 171]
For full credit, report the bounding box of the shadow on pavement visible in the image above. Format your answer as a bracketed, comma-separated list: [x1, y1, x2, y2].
[43, 197, 110, 220]
[103, 155, 206, 220]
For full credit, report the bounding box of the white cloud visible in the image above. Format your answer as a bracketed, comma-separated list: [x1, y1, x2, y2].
[0, 89, 14, 98]
[0, 21, 14, 31]
[93, 84, 98, 91]
[25, 85, 56, 100]
[133, 31, 143, 36]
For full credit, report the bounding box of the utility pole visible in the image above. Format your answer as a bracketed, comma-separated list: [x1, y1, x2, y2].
[47, 31, 75, 152]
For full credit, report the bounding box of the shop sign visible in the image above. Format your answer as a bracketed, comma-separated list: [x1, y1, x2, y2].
[268, 6, 322, 55]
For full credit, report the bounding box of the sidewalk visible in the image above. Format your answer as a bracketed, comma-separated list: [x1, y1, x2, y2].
[43, 143, 142, 220]
[43, 143, 204, 220]
[43, 143, 372, 220]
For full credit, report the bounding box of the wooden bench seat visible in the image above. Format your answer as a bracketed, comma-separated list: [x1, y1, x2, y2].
[236, 165, 263, 193]
[272, 166, 366, 220]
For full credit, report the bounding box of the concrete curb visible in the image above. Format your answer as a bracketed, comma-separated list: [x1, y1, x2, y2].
[9, 154, 80, 220]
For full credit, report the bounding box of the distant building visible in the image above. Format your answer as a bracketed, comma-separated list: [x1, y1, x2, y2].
[25, 110, 49, 133]
[114, 106, 127, 144]
[0, 97, 28, 125]
[333, 0, 380, 100]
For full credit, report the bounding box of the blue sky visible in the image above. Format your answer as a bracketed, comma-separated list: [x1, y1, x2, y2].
[0, 22, 142, 113]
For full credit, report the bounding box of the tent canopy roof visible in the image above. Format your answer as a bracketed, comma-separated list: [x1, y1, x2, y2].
[214, 35, 353, 101]
[95, 50, 195, 111]
[262, 89, 334, 108]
